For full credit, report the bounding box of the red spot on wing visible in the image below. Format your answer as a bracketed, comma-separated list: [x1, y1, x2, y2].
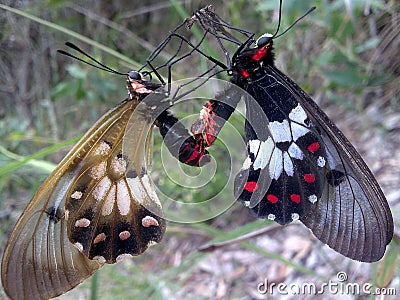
[240, 69, 250, 78]
[307, 142, 320, 153]
[142, 216, 159, 227]
[244, 181, 258, 192]
[290, 194, 301, 204]
[303, 173, 316, 183]
[266, 194, 278, 203]
[251, 45, 268, 61]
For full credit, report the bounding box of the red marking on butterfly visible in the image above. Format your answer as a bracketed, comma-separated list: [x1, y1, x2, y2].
[303, 173, 316, 183]
[266, 194, 278, 203]
[307, 142, 320, 153]
[240, 69, 250, 78]
[185, 149, 201, 164]
[244, 181, 258, 192]
[290, 194, 301, 204]
[251, 45, 269, 61]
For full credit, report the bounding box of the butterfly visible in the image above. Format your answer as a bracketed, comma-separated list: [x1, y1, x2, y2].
[1, 68, 171, 299]
[144, 3, 394, 262]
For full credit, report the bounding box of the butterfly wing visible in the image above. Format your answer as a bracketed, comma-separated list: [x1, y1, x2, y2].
[65, 100, 165, 264]
[234, 71, 327, 225]
[2, 97, 165, 299]
[268, 66, 393, 262]
[1, 174, 102, 300]
[233, 62, 392, 261]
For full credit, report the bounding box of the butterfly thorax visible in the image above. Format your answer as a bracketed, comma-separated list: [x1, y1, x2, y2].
[126, 71, 163, 100]
[232, 34, 275, 86]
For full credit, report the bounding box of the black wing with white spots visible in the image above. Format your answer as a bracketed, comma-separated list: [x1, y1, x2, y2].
[229, 34, 393, 262]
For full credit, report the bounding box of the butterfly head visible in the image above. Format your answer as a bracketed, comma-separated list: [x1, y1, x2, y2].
[251, 32, 275, 65]
[255, 33, 273, 48]
[126, 70, 163, 99]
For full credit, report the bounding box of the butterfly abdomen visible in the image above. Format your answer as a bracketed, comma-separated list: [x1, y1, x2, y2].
[156, 86, 241, 167]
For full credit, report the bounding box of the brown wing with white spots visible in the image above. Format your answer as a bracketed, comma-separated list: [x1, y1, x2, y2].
[1, 98, 164, 300]
[66, 101, 165, 264]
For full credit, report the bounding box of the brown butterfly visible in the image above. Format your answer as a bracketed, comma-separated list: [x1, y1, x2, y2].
[1, 70, 166, 300]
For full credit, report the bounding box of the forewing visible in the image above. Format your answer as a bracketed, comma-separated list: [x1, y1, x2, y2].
[270, 66, 393, 262]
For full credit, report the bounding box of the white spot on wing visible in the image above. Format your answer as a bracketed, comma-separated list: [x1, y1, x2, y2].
[93, 233, 106, 244]
[93, 141, 111, 156]
[269, 148, 283, 180]
[101, 184, 116, 216]
[89, 161, 107, 179]
[75, 218, 90, 227]
[119, 230, 131, 240]
[126, 177, 145, 204]
[309, 195, 317, 204]
[253, 137, 274, 170]
[142, 216, 159, 227]
[288, 143, 304, 160]
[126, 174, 161, 208]
[92, 176, 112, 202]
[289, 104, 308, 124]
[268, 119, 291, 143]
[249, 140, 261, 155]
[267, 214, 275, 220]
[288, 104, 310, 141]
[291, 123, 310, 142]
[241, 156, 252, 170]
[291, 213, 299, 221]
[117, 180, 131, 216]
[283, 151, 294, 176]
[71, 191, 83, 200]
[111, 156, 127, 177]
[317, 156, 326, 167]
[141, 175, 160, 206]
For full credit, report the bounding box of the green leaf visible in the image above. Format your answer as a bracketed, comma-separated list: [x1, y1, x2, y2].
[0, 137, 80, 177]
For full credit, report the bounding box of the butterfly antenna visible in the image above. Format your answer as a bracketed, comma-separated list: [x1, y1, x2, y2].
[273, 5, 316, 39]
[57, 42, 126, 76]
[271, 0, 284, 38]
